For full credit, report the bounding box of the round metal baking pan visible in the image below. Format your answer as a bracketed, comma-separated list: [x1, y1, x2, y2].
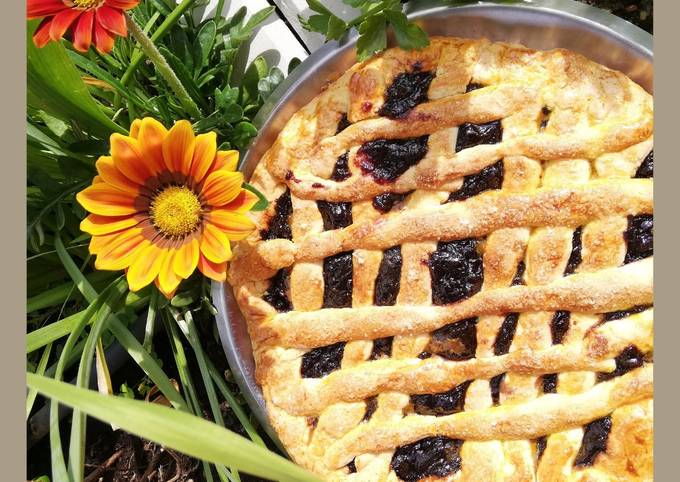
[211, 0, 653, 446]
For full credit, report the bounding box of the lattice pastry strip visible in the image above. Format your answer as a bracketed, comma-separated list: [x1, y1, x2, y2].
[228, 37, 653, 481]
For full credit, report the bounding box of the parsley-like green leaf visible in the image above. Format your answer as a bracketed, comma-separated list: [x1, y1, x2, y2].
[384, 10, 429, 50]
[356, 14, 387, 61]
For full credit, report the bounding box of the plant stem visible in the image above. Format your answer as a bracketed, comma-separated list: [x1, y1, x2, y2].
[124, 13, 202, 119]
[120, 0, 197, 88]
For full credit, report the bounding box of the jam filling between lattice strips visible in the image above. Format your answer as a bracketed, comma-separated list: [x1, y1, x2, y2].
[369, 337, 393, 360]
[456, 119, 503, 152]
[262, 268, 292, 312]
[624, 214, 653, 263]
[635, 150, 653, 178]
[374, 246, 403, 306]
[563, 226, 583, 276]
[317, 201, 352, 230]
[419, 317, 477, 361]
[410, 381, 472, 416]
[429, 239, 484, 305]
[372, 191, 412, 213]
[331, 152, 351, 182]
[357, 136, 429, 184]
[391, 436, 463, 482]
[573, 416, 613, 467]
[300, 342, 346, 378]
[378, 67, 435, 119]
[260, 189, 292, 240]
[447, 160, 504, 202]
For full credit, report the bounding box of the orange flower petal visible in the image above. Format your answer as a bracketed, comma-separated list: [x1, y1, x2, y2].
[77, 183, 137, 216]
[172, 237, 199, 279]
[94, 229, 149, 271]
[129, 119, 142, 139]
[49, 8, 81, 41]
[32, 18, 53, 48]
[212, 150, 239, 172]
[72, 9, 94, 52]
[80, 213, 140, 236]
[158, 247, 182, 297]
[162, 120, 195, 175]
[96, 156, 140, 193]
[127, 243, 166, 292]
[138, 117, 168, 176]
[96, 5, 127, 36]
[222, 189, 259, 213]
[189, 132, 217, 183]
[199, 223, 233, 263]
[197, 254, 227, 282]
[155, 278, 177, 299]
[110, 133, 154, 184]
[88, 231, 120, 255]
[201, 170, 243, 207]
[28, 0, 67, 19]
[206, 212, 255, 241]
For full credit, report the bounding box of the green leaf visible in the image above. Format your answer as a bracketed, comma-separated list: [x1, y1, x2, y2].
[242, 183, 269, 211]
[384, 10, 429, 50]
[241, 56, 268, 103]
[27, 374, 322, 482]
[232, 121, 258, 149]
[327, 15, 349, 40]
[356, 15, 387, 61]
[243, 6, 275, 33]
[194, 20, 217, 72]
[288, 57, 302, 74]
[26, 20, 125, 137]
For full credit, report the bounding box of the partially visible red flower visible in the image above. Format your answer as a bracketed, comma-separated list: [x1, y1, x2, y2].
[28, 0, 139, 54]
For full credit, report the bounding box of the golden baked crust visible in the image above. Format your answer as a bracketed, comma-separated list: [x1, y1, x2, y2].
[227, 37, 653, 481]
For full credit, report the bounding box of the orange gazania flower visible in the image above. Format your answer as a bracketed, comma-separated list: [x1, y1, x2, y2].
[28, 0, 139, 54]
[76, 118, 258, 298]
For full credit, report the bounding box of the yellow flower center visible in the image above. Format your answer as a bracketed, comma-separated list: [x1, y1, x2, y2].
[72, 0, 101, 9]
[150, 186, 202, 237]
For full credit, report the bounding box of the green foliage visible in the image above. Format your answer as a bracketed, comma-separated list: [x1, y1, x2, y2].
[300, 0, 429, 60]
[26, 2, 284, 480]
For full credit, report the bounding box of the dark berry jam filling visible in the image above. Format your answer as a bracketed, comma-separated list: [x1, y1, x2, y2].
[466, 82, 485, 92]
[542, 374, 558, 394]
[337, 113, 351, 134]
[635, 150, 653, 178]
[307, 417, 318, 429]
[357, 136, 429, 184]
[573, 416, 612, 467]
[493, 313, 519, 356]
[370, 337, 394, 360]
[363, 396, 378, 422]
[551, 310, 570, 344]
[536, 437, 548, 462]
[322, 251, 353, 308]
[564, 227, 583, 276]
[373, 191, 412, 213]
[374, 246, 403, 306]
[317, 201, 353, 230]
[421, 318, 477, 361]
[331, 152, 352, 182]
[602, 304, 652, 322]
[596, 345, 645, 382]
[262, 269, 292, 312]
[429, 239, 484, 305]
[624, 214, 653, 263]
[539, 106, 552, 130]
[490, 373, 505, 406]
[391, 436, 463, 482]
[410, 381, 471, 416]
[447, 160, 504, 202]
[455, 120, 503, 152]
[512, 261, 526, 286]
[347, 459, 357, 473]
[260, 189, 292, 240]
[378, 69, 435, 119]
[301, 342, 346, 378]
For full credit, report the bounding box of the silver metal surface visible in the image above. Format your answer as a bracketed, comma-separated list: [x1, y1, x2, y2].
[211, 0, 653, 444]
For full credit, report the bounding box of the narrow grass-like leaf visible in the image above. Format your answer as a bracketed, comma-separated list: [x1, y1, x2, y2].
[26, 343, 52, 419]
[27, 20, 125, 137]
[28, 374, 322, 482]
